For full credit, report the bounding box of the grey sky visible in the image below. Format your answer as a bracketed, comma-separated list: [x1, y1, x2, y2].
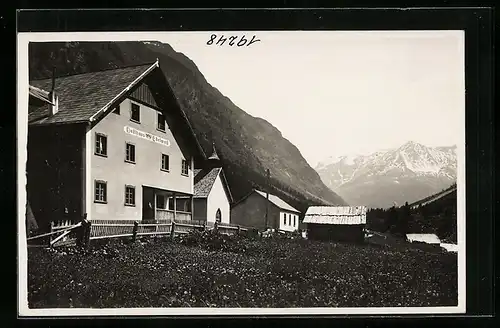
[160, 31, 465, 166]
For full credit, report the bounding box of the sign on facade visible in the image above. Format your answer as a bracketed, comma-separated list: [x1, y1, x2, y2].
[124, 126, 171, 147]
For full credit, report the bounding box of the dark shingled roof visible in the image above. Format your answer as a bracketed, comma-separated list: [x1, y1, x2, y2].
[194, 168, 222, 198]
[29, 63, 155, 125]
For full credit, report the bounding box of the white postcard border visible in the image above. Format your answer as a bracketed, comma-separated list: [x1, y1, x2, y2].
[17, 31, 466, 317]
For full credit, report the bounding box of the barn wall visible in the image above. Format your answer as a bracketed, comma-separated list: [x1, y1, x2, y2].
[230, 192, 280, 230]
[27, 124, 86, 232]
[307, 224, 365, 243]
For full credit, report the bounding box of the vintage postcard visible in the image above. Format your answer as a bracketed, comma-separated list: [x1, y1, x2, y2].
[17, 30, 466, 316]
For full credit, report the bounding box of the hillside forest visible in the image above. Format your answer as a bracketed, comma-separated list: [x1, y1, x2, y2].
[366, 184, 457, 243]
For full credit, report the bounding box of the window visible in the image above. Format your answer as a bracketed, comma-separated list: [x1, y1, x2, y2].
[112, 105, 120, 115]
[130, 103, 140, 122]
[293, 215, 296, 227]
[95, 133, 107, 156]
[94, 180, 107, 203]
[125, 185, 135, 206]
[156, 194, 166, 209]
[181, 159, 190, 176]
[288, 214, 291, 226]
[216, 209, 222, 223]
[180, 199, 191, 212]
[283, 213, 286, 225]
[125, 143, 136, 163]
[161, 154, 170, 171]
[157, 112, 166, 131]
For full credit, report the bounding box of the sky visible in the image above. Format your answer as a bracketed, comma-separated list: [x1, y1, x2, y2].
[160, 32, 464, 167]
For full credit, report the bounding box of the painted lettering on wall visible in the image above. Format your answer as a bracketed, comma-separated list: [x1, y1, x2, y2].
[124, 126, 171, 147]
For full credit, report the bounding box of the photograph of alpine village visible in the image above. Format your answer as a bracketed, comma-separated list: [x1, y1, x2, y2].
[23, 31, 463, 310]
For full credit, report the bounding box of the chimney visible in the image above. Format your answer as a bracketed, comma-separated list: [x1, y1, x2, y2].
[49, 67, 59, 115]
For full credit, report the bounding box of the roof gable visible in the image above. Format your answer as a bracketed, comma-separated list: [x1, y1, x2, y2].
[194, 168, 233, 203]
[29, 63, 157, 125]
[254, 190, 300, 213]
[28, 61, 207, 162]
[128, 82, 159, 108]
[194, 168, 220, 198]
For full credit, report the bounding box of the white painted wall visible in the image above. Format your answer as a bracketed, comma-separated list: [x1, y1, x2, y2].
[206, 172, 231, 224]
[90, 98, 194, 221]
[279, 211, 299, 232]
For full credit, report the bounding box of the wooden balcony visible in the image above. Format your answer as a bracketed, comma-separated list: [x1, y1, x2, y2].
[156, 209, 192, 221]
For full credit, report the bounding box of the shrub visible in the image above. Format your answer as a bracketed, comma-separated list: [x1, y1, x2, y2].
[178, 228, 248, 253]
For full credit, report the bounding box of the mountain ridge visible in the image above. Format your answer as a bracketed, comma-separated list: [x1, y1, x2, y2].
[315, 141, 457, 208]
[28, 41, 346, 213]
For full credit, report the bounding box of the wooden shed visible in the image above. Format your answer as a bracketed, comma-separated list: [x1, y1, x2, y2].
[303, 206, 367, 243]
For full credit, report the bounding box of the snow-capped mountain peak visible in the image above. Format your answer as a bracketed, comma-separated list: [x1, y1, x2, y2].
[315, 141, 457, 208]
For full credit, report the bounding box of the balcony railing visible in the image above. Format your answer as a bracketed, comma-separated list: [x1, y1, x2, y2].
[156, 208, 192, 221]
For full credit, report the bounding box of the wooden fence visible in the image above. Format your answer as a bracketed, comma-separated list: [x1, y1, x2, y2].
[87, 218, 255, 241]
[27, 214, 257, 248]
[27, 218, 89, 248]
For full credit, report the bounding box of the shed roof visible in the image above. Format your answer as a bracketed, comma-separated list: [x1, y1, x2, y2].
[303, 206, 367, 225]
[254, 190, 300, 213]
[29, 62, 157, 125]
[406, 233, 441, 244]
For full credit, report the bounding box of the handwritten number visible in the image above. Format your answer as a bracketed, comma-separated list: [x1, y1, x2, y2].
[207, 34, 261, 47]
[207, 34, 216, 45]
[237, 36, 248, 47]
[217, 35, 228, 46]
[247, 35, 261, 46]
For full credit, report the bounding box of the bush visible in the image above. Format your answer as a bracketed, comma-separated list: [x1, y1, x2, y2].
[262, 229, 303, 240]
[178, 228, 247, 253]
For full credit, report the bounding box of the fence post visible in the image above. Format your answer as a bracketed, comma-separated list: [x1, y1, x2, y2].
[237, 225, 241, 236]
[83, 220, 92, 249]
[76, 215, 84, 247]
[132, 221, 139, 242]
[49, 221, 55, 248]
[170, 220, 176, 241]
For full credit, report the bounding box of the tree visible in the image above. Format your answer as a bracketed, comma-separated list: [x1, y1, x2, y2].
[387, 206, 398, 234]
[398, 202, 410, 236]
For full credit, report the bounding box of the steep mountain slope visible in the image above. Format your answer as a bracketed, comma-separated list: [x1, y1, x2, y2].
[28, 41, 346, 212]
[316, 141, 457, 208]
